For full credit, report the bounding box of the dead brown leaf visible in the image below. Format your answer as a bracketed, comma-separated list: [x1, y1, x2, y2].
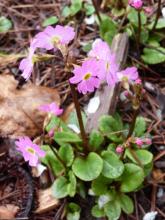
[0, 204, 19, 219]
[35, 187, 59, 214]
[0, 75, 60, 139]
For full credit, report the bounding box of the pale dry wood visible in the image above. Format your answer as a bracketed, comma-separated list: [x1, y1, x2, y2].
[35, 187, 59, 214]
[86, 33, 129, 133]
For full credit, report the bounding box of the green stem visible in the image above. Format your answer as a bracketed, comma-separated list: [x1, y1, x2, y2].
[127, 108, 139, 139]
[69, 83, 89, 154]
[49, 145, 66, 169]
[152, 0, 162, 31]
[91, 0, 102, 23]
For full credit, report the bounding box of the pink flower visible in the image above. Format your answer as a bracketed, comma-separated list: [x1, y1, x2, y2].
[117, 67, 139, 82]
[15, 137, 45, 167]
[144, 138, 152, 145]
[88, 39, 119, 85]
[19, 39, 39, 80]
[129, 0, 143, 9]
[39, 102, 63, 116]
[144, 7, 153, 15]
[116, 146, 124, 154]
[135, 138, 143, 146]
[34, 25, 75, 51]
[69, 59, 101, 94]
[135, 78, 142, 84]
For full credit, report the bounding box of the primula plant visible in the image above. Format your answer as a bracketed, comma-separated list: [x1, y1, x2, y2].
[15, 24, 153, 220]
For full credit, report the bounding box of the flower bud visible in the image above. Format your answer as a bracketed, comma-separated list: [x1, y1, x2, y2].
[116, 146, 124, 154]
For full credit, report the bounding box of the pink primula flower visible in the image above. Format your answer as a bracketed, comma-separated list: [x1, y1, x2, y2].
[88, 39, 119, 85]
[69, 59, 101, 94]
[39, 102, 63, 116]
[117, 67, 139, 82]
[15, 137, 45, 167]
[34, 25, 75, 50]
[129, 0, 143, 9]
[19, 39, 39, 80]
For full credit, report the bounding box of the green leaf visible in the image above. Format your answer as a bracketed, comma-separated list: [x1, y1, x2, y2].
[70, 0, 82, 16]
[140, 28, 149, 44]
[59, 144, 74, 167]
[141, 47, 165, 64]
[54, 131, 82, 145]
[42, 16, 58, 27]
[84, 3, 95, 16]
[99, 114, 123, 142]
[67, 203, 81, 220]
[67, 110, 87, 131]
[120, 163, 144, 192]
[101, 151, 124, 179]
[99, 17, 117, 45]
[52, 176, 68, 199]
[62, 6, 71, 17]
[119, 194, 134, 214]
[144, 162, 153, 176]
[89, 130, 104, 151]
[41, 145, 65, 176]
[104, 200, 121, 220]
[46, 116, 70, 132]
[67, 171, 77, 197]
[82, 43, 92, 52]
[72, 152, 103, 181]
[134, 117, 146, 137]
[126, 149, 153, 165]
[92, 205, 105, 218]
[62, 0, 82, 17]
[148, 18, 165, 29]
[112, 8, 125, 17]
[0, 16, 12, 32]
[92, 175, 112, 195]
[128, 8, 147, 26]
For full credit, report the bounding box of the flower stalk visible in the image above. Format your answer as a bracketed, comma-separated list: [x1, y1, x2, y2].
[152, 0, 162, 31]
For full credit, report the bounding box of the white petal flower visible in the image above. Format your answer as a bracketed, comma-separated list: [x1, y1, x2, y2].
[143, 211, 158, 220]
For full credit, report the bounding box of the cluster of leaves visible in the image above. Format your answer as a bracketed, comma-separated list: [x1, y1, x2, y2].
[41, 113, 153, 220]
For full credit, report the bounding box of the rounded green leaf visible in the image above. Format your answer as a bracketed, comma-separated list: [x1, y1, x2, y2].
[101, 151, 124, 179]
[59, 144, 74, 167]
[67, 171, 77, 197]
[52, 176, 68, 199]
[92, 175, 112, 195]
[120, 163, 144, 193]
[42, 16, 58, 27]
[72, 152, 103, 181]
[119, 194, 134, 214]
[89, 130, 104, 151]
[0, 16, 12, 33]
[126, 149, 153, 165]
[134, 117, 146, 137]
[67, 203, 81, 220]
[92, 205, 105, 218]
[104, 200, 121, 220]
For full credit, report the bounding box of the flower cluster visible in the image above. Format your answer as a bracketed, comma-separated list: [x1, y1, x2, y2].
[70, 39, 139, 94]
[19, 25, 75, 80]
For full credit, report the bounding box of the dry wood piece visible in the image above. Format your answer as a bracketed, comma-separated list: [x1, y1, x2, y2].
[35, 187, 59, 214]
[0, 75, 60, 139]
[86, 33, 129, 133]
[0, 204, 19, 219]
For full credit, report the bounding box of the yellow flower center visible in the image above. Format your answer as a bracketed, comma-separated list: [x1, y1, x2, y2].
[27, 147, 35, 154]
[83, 72, 91, 80]
[106, 62, 110, 71]
[51, 36, 61, 44]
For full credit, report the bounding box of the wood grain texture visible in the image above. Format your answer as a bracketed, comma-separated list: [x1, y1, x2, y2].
[86, 33, 129, 133]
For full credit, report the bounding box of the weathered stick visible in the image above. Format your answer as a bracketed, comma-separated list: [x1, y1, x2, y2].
[86, 33, 129, 133]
